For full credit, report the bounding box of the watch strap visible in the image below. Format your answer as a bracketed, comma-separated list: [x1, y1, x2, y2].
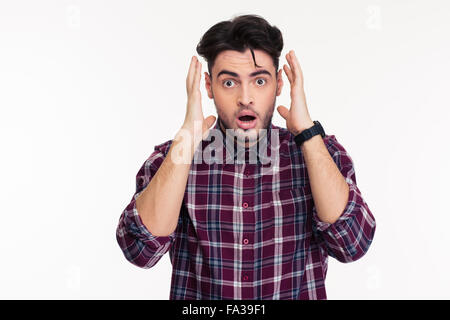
[294, 121, 325, 147]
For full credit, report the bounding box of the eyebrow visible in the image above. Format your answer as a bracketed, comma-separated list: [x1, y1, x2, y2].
[216, 69, 272, 79]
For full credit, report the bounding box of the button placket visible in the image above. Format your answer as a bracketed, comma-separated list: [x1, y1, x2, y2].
[243, 164, 254, 178]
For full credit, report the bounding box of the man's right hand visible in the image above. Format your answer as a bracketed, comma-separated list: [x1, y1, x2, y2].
[182, 56, 216, 142]
[134, 57, 217, 238]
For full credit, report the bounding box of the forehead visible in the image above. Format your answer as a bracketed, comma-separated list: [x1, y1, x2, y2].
[212, 49, 274, 76]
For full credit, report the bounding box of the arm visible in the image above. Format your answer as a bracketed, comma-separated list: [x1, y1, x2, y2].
[116, 55, 216, 268]
[277, 50, 349, 224]
[277, 50, 375, 262]
[137, 55, 216, 237]
[135, 132, 195, 237]
[116, 146, 179, 269]
[300, 134, 349, 224]
[115, 135, 198, 269]
[309, 134, 376, 262]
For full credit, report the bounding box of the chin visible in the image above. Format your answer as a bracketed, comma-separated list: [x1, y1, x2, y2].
[235, 127, 259, 143]
[219, 116, 263, 143]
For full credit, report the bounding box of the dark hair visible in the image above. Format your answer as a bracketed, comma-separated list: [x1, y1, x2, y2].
[196, 14, 284, 80]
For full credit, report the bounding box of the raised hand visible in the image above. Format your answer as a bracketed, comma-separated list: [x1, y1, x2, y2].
[276, 50, 315, 136]
[182, 56, 216, 142]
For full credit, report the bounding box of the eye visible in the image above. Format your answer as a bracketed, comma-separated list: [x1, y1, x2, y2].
[223, 79, 236, 88]
[256, 78, 267, 86]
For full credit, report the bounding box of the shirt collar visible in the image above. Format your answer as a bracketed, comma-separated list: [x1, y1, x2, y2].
[210, 118, 276, 165]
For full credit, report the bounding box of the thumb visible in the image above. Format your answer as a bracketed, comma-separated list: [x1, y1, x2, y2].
[204, 115, 217, 129]
[202, 115, 217, 140]
[277, 105, 290, 120]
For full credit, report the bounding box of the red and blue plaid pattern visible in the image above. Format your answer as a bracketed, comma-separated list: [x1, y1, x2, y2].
[116, 121, 376, 299]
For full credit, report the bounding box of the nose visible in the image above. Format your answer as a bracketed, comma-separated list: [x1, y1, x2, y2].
[237, 84, 254, 107]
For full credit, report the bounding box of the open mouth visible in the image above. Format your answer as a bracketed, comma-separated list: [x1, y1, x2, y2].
[238, 115, 256, 122]
[236, 113, 257, 130]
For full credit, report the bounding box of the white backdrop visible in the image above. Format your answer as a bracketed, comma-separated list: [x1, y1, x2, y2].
[1, 0, 449, 299]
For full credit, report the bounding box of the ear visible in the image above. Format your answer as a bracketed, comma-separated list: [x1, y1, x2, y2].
[276, 69, 283, 96]
[204, 72, 214, 99]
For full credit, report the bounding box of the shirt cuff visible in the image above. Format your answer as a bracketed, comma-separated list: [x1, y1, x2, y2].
[312, 176, 358, 232]
[122, 191, 176, 249]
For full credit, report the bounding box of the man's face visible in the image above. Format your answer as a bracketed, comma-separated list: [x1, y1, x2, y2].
[205, 48, 283, 144]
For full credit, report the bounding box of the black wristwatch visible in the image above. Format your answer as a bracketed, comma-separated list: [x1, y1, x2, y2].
[294, 120, 326, 147]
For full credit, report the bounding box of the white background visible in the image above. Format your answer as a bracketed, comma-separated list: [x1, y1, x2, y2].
[1, 0, 449, 299]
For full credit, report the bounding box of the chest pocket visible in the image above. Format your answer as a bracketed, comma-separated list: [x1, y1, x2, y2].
[261, 185, 313, 257]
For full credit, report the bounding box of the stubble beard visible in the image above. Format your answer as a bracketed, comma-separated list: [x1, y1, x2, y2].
[215, 95, 276, 148]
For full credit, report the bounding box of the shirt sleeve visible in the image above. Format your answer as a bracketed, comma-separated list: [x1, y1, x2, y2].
[116, 144, 177, 269]
[311, 134, 376, 263]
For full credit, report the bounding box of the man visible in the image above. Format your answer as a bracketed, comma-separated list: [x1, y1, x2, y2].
[116, 14, 376, 300]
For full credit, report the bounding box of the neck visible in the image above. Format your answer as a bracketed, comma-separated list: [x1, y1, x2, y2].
[218, 118, 269, 149]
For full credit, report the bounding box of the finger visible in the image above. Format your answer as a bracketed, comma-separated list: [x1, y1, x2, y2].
[285, 51, 296, 79]
[187, 56, 197, 92]
[202, 115, 217, 140]
[291, 50, 302, 71]
[193, 58, 202, 91]
[277, 105, 290, 120]
[283, 64, 293, 84]
[289, 50, 303, 80]
[204, 115, 217, 129]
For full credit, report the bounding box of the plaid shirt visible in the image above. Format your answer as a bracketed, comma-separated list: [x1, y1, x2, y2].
[116, 121, 376, 299]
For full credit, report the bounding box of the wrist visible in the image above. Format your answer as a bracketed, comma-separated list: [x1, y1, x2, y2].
[293, 120, 326, 148]
[170, 128, 199, 165]
[178, 124, 207, 153]
[292, 119, 315, 136]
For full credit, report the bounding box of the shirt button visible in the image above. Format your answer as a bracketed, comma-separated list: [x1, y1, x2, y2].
[242, 202, 249, 209]
[243, 238, 249, 245]
[244, 169, 250, 176]
[243, 275, 249, 281]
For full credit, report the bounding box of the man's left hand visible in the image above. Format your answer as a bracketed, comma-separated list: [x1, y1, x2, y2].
[277, 50, 315, 136]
